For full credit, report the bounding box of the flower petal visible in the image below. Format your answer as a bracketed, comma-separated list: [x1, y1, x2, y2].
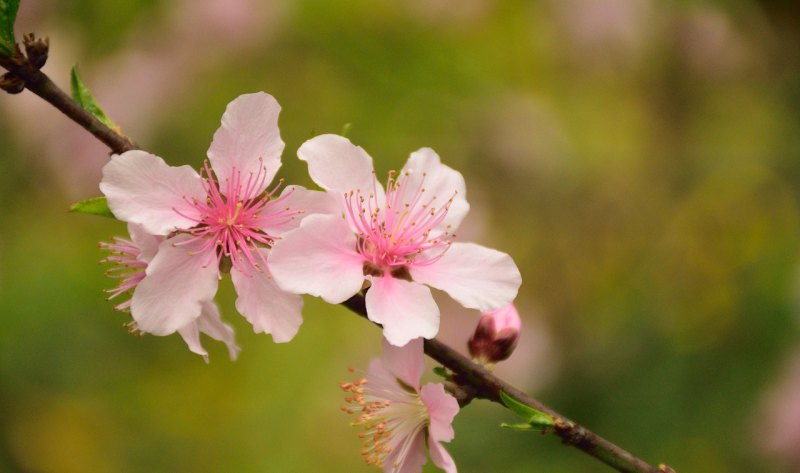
[381, 338, 425, 388]
[401, 148, 470, 233]
[231, 256, 304, 343]
[298, 134, 378, 195]
[131, 235, 219, 335]
[365, 277, 440, 347]
[255, 185, 339, 236]
[427, 435, 457, 473]
[177, 301, 240, 362]
[268, 214, 365, 304]
[127, 223, 162, 263]
[420, 383, 459, 443]
[207, 92, 284, 198]
[410, 242, 521, 312]
[384, 430, 427, 473]
[101, 150, 205, 235]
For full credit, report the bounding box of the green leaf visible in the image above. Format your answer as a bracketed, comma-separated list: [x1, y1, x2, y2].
[500, 422, 536, 431]
[499, 391, 555, 430]
[432, 366, 448, 379]
[0, 0, 19, 55]
[70, 65, 119, 131]
[69, 196, 116, 219]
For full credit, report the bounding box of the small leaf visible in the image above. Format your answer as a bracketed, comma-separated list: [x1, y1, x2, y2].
[0, 0, 20, 55]
[500, 422, 536, 431]
[500, 391, 555, 430]
[69, 196, 116, 218]
[70, 65, 120, 132]
[432, 366, 448, 379]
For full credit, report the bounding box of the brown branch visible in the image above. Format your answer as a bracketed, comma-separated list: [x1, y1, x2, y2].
[0, 46, 136, 155]
[342, 295, 674, 473]
[1, 39, 674, 473]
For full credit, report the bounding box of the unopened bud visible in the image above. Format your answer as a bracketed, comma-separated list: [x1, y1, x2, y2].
[0, 72, 24, 94]
[23, 33, 49, 69]
[468, 303, 521, 364]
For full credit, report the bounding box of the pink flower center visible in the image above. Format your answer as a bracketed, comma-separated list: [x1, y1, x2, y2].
[177, 162, 296, 274]
[344, 170, 455, 275]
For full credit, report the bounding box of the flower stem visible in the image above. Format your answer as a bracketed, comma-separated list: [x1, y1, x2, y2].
[341, 295, 674, 473]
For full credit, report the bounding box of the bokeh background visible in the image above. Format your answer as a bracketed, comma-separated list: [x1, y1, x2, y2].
[1, 0, 800, 471]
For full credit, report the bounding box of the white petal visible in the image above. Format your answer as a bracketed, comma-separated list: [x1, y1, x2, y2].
[365, 277, 440, 347]
[176, 302, 239, 362]
[401, 148, 469, 233]
[381, 338, 425, 388]
[100, 150, 205, 235]
[127, 223, 162, 263]
[196, 301, 240, 361]
[231, 256, 304, 343]
[207, 92, 284, 198]
[410, 242, 521, 312]
[255, 185, 339, 236]
[298, 134, 377, 194]
[131, 235, 219, 335]
[268, 214, 365, 304]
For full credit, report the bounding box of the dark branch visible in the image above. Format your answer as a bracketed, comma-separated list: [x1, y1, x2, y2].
[342, 295, 673, 473]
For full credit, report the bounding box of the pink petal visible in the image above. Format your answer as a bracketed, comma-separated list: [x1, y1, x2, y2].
[427, 436, 458, 473]
[381, 338, 425, 389]
[207, 92, 284, 198]
[400, 148, 470, 233]
[420, 383, 459, 443]
[231, 256, 304, 343]
[131, 235, 219, 335]
[255, 185, 339, 235]
[268, 214, 365, 304]
[127, 223, 162, 263]
[410, 242, 521, 312]
[177, 301, 240, 362]
[365, 277, 440, 347]
[101, 150, 205, 235]
[384, 430, 427, 473]
[298, 134, 378, 194]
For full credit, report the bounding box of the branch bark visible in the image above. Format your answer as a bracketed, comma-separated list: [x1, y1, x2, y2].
[2, 50, 674, 473]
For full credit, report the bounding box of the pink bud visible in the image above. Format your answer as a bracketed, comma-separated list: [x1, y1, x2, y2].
[468, 303, 522, 364]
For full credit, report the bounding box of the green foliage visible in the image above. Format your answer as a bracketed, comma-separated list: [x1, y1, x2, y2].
[70, 65, 119, 131]
[69, 196, 115, 219]
[0, 0, 19, 55]
[500, 391, 555, 431]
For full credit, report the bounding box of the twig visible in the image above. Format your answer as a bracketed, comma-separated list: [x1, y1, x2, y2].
[342, 295, 671, 473]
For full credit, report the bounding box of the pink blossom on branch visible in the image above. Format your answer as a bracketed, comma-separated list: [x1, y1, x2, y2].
[100, 223, 240, 361]
[341, 338, 459, 473]
[99, 92, 334, 343]
[268, 134, 522, 346]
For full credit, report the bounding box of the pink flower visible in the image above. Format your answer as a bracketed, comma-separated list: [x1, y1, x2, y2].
[468, 303, 522, 364]
[341, 338, 459, 473]
[268, 134, 522, 346]
[100, 92, 333, 342]
[101, 223, 240, 361]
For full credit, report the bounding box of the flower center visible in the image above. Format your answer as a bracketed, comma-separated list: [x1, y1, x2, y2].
[177, 162, 296, 274]
[344, 170, 455, 275]
[341, 375, 429, 471]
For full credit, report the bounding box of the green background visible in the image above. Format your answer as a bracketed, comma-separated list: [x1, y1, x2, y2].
[2, 0, 800, 471]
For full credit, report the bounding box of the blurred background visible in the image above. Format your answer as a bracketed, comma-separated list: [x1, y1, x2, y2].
[1, 0, 799, 471]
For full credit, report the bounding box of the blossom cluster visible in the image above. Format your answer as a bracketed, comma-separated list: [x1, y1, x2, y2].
[98, 92, 522, 472]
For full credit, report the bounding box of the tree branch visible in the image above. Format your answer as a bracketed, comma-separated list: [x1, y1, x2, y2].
[342, 295, 674, 473]
[0, 52, 136, 154]
[1, 47, 674, 472]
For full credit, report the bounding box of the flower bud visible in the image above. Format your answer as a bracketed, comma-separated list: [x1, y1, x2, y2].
[23, 33, 49, 70]
[468, 303, 521, 364]
[0, 72, 24, 94]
